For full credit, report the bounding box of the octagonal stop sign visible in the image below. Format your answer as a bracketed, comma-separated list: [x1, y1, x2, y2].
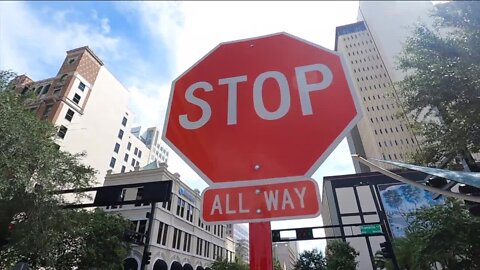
[163, 32, 361, 185]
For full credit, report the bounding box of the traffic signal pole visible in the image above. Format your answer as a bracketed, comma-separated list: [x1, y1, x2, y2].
[249, 222, 273, 270]
[140, 202, 156, 270]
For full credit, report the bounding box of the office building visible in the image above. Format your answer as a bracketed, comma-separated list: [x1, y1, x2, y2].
[226, 224, 249, 263]
[272, 241, 299, 270]
[339, 1, 435, 173]
[321, 170, 431, 269]
[321, 2, 436, 269]
[103, 162, 235, 270]
[12, 46, 169, 185]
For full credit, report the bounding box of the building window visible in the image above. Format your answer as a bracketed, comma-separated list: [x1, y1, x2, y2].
[138, 150, 142, 158]
[176, 198, 185, 217]
[183, 232, 191, 252]
[122, 116, 127, 126]
[114, 143, 120, 153]
[41, 84, 50, 95]
[68, 58, 76, 64]
[134, 188, 143, 207]
[162, 197, 172, 211]
[78, 82, 86, 91]
[127, 142, 131, 150]
[57, 125, 68, 139]
[134, 147, 138, 155]
[121, 166, 126, 173]
[118, 129, 124, 139]
[65, 109, 74, 121]
[172, 228, 182, 250]
[43, 105, 53, 118]
[73, 93, 81, 104]
[138, 220, 147, 234]
[109, 157, 116, 168]
[157, 222, 169, 246]
[131, 158, 136, 167]
[124, 153, 129, 162]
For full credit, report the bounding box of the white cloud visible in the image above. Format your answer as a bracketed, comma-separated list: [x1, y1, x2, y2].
[0, 1, 121, 80]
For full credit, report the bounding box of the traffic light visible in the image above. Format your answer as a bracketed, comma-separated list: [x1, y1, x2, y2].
[380, 241, 394, 259]
[458, 184, 480, 216]
[143, 251, 152, 265]
[272, 230, 281, 242]
[296, 228, 313, 240]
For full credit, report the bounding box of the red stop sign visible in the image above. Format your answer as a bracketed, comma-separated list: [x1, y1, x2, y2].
[163, 32, 361, 185]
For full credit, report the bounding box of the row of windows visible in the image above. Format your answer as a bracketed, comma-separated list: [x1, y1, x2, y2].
[344, 39, 374, 49]
[369, 113, 399, 125]
[354, 64, 384, 74]
[382, 153, 404, 161]
[359, 83, 392, 93]
[347, 47, 376, 57]
[132, 218, 228, 259]
[342, 31, 370, 42]
[176, 197, 194, 223]
[356, 72, 388, 83]
[378, 137, 415, 148]
[366, 103, 397, 113]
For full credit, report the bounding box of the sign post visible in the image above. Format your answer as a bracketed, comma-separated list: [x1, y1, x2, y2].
[163, 32, 361, 269]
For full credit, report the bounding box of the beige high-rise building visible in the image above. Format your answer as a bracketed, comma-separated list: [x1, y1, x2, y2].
[12, 46, 169, 185]
[321, 2, 435, 269]
[339, 20, 421, 173]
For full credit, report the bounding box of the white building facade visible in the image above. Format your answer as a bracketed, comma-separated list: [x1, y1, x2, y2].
[13, 46, 169, 186]
[103, 162, 235, 270]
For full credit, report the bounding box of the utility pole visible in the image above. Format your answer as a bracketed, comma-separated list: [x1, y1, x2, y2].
[140, 202, 156, 270]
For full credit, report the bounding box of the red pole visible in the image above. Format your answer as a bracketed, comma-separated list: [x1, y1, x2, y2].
[249, 222, 273, 270]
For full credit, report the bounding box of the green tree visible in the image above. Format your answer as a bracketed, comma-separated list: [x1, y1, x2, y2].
[210, 258, 249, 270]
[325, 240, 359, 270]
[374, 237, 429, 270]
[405, 199, 480, 269]
[273, 258, 282, 270]
[0, 70, 131, 268]
[294, 248, 326, 270]
[397, 1, 480, 164]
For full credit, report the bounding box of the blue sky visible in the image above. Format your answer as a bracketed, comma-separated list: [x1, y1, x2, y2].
[1, 1, 365, 252]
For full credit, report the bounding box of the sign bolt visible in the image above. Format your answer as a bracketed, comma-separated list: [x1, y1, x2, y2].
[256, 209, 262, 214]
[255, 189, 261, 194]
[254, 164, 260, 171]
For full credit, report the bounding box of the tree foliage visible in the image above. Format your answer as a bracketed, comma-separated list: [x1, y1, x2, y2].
[405, 199, 480, 269]
[294, 248, 326, 270]
[375, 199, 480, 270]
[209, 258, 249, 270]
[325, 240, 359, 270]
[397, 1, 480, 163]
[273, 258, 282, 270]
[0, 70, 131, 268]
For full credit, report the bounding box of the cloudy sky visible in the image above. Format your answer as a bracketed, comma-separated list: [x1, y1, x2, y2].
[0, 1, 364, 253]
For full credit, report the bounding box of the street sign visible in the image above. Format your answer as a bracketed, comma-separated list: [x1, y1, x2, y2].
[202, 179, 320, 223]
[360, 224, 382, 235]
[163, 32, 361, 185]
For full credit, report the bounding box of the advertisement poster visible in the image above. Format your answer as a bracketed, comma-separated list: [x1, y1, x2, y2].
[378, 183, 444, 238]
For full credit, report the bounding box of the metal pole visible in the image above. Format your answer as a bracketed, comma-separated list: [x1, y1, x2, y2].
[249, 222, 273, 270]
[140, 202, 156, 270]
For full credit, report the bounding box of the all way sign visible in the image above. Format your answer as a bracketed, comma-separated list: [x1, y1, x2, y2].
[201, 179, 320, 223]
